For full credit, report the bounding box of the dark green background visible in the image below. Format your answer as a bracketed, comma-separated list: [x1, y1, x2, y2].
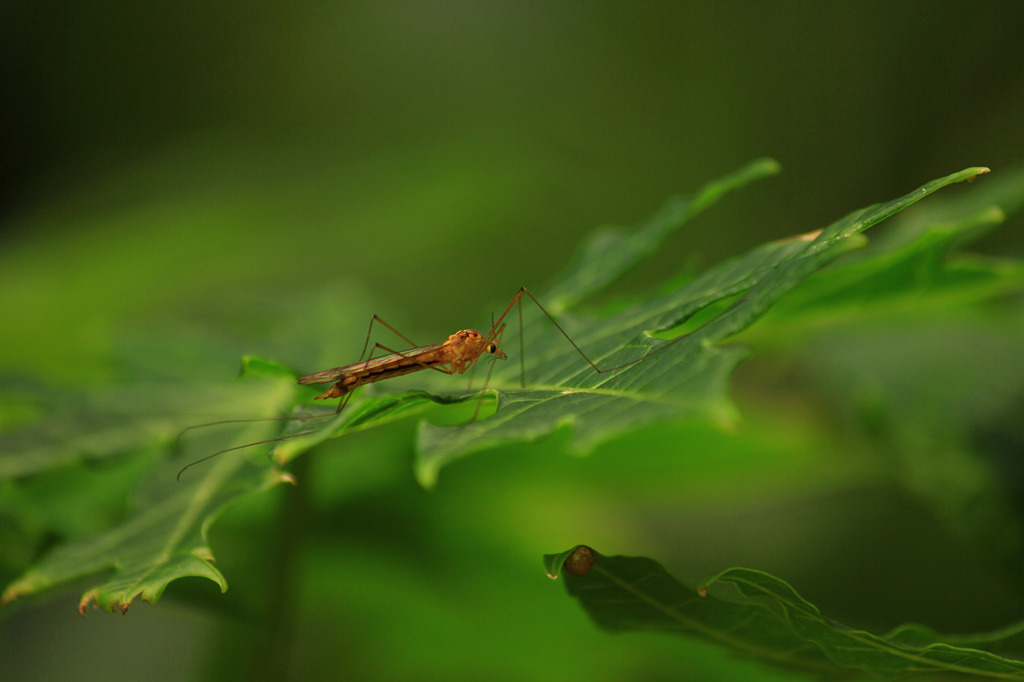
[2, 3, 1023, 681]
[3, 2, 1022, 382]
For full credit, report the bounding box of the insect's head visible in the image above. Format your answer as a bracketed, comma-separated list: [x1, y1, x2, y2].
[484, 323, 507, 360]
[486, 340, 507, 360]
[452, 329, 506, 360]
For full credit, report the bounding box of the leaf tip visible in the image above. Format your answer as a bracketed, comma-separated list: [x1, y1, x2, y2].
[960, 166, 990, 183]
[78, 591, 97, 616]
[778, 228, 822, 244]
[696, 573, 721, 598]
[414, 461, 439, 490]
[751, 157, 782, 176]
[1, 587, 20, 608]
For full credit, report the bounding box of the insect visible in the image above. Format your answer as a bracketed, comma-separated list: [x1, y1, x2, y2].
[297, 326, 509, 404]
[176, 287, 676, 480]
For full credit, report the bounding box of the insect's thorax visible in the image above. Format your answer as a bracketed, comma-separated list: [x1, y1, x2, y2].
[445, 329, 505, 373]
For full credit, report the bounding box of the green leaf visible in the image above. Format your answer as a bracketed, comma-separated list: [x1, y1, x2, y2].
[0, 161, 998, 613]
[545, 157, 781, 309]
[545, 546, 1024, 679]
[759, 203, 1016, 328]
[411, 165, 990, 486]
[2, 440, 288, 614]
[265, 163, 989, 488]
[0, 368, 302, 612]
[260, 158, 788, 484]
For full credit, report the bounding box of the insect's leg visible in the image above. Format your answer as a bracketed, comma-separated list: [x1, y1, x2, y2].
[356, 315, 420, 364]
[489, 286, 659, 377]
[364, 341, 456, 377]
[179, 321, 414, 479]
[481, 289, 526, 386]
[470, 322, 508, 421]
[517, 290, 525, 387]
[356, 314, 460, 379]
[514, 287, 627, 374]
[334, 390, 355, 415]
[180, 318, 435, 480]
[514, 288, 609, 373]
[333, 340, 413, 409]
[182, 316, 425, 444]
[517, 286, 707, 375]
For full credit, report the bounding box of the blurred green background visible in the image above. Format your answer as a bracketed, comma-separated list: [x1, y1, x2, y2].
[2, 2, 1024, 681]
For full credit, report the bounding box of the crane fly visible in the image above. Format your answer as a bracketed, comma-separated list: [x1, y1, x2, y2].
[297, 328, 509, 402]
[176, 287, 667, 480]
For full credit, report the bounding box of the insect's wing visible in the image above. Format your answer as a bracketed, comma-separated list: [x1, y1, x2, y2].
[296, 366, 356, 385]
[296, 341, 448, 384]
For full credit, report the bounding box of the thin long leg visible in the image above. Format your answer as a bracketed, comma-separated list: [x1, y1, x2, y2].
[356, 314, 419, 362]
[470, 322, 508, 421]
[360, 340, 458, 378]
[489, 282, 704, 376]
[178, 314, 425, 438]
[517, 292, 524, 386]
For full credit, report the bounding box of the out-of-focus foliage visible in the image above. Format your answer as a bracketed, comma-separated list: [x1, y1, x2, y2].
[3, 4, 1024, 681]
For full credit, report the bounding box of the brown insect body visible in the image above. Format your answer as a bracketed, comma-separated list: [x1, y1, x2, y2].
[297, 329, 507, 400]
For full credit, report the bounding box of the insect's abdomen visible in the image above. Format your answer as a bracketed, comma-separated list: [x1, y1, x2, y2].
[313, 356, 445, 400]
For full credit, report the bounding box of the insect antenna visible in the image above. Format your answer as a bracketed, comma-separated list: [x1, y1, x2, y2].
[174, 414, 331, 453]
[176, 428, 319, 481]
[175, 394, 355, 481]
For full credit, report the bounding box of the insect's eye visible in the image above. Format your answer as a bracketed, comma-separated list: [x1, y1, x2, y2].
[488, 343, 498, 353]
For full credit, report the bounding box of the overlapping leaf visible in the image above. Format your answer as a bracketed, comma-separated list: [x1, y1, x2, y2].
[545, 546, 1024, 679]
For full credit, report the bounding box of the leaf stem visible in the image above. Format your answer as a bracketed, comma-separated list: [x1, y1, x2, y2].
[247, 453, 311, 680]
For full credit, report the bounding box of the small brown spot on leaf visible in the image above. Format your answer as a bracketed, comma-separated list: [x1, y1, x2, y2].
[564, 545, 595, 577]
